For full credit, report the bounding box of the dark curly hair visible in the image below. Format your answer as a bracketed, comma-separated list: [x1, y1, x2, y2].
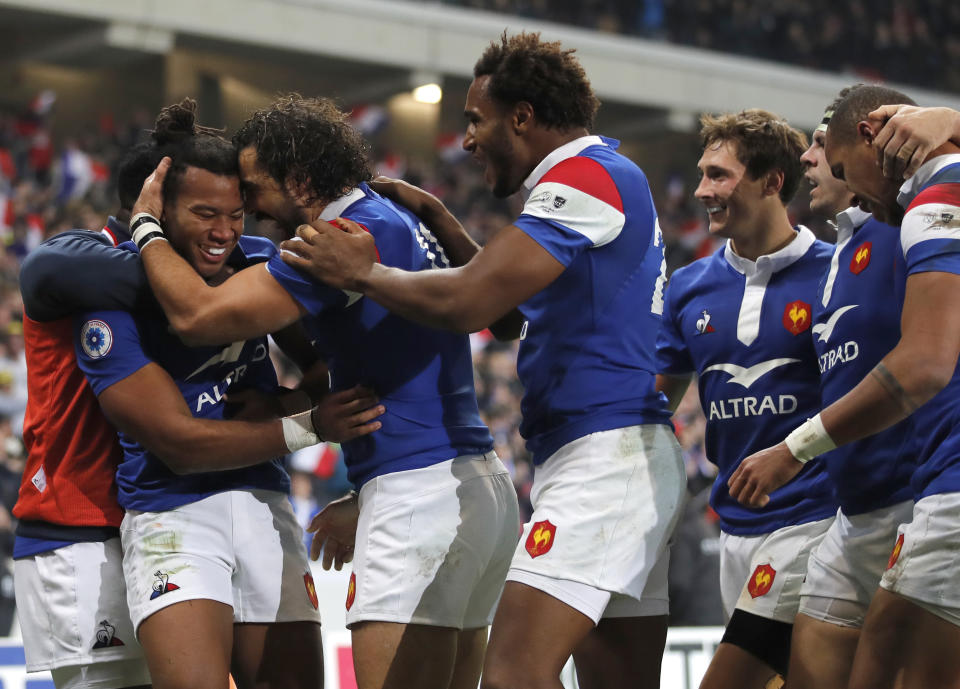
[473, 31, 600, 131]
[700, 109, 808, 204]
[233, 95, 372, 206]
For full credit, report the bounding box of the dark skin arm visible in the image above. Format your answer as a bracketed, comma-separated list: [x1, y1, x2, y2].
[870, 105, 960, 179]
[280, 217, 566, 333]
[728, 270, 960, 507]
[369, 177, 526, 339]
[655, 373, 692, 413]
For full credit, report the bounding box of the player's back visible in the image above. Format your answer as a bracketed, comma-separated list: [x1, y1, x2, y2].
[511, 136, 672, 464]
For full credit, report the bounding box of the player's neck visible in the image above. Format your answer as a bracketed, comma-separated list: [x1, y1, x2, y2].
[729, 212, 796, 262]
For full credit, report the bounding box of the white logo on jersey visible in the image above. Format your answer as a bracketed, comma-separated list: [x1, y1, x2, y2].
[31, 465, 47, 493]
[818, 341, 860, 374]
[812, 304, 858, 343]
[702, 358, 800, 389]
[186, 341, 246, 380]
[709, 394, 797, 420]
[81, 319, 113, 359]
[519, 320, 529, 340]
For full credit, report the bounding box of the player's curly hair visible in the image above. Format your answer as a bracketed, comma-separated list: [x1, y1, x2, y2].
[233, 95, 372, 206]
[699, 109, 808, 203]
[473, 31, 600, 131]
[149, 98, 238, 207]
[826, 84, 916, 146]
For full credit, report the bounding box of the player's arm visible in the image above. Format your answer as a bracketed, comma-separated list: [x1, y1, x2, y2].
[281, 218, 564, 333]
[729, 270, 960, 507]
[656, 374, 692, 412]
[20, 231, 148, 322]
[871, 105, 960, 179]
[369, 177, 525, 339]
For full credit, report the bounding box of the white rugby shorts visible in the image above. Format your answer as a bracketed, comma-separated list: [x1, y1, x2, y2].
[346, 451, 520, 629]
[720, 515, 833, 624]
[14, 538, 151, 688]
[506, 424, 685, 624]
[880, 492, 960, 626]
[799, 502, 913, 628]
[121, 489, 321, 632]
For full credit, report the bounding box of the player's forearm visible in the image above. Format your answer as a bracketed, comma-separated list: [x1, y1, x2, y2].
[655, 374, 691, 412]
[150, 415, 291, 475]
[140, 240, 220, 337]
[418, 195, 482, 268]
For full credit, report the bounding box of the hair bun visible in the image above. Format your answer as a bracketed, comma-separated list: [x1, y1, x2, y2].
[152, 98, 199, 145]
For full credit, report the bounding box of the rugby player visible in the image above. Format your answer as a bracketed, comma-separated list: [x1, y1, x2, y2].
[131, 96, 519, 689]
[867, 104, 960, 179]
[729, 84, 960, 689]
[277, 32, 685, 689]
[655, 109, 834, 688]
[787, 96, 916, 689]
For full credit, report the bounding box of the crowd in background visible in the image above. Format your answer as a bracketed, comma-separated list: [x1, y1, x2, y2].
[447, 0, 960, 92]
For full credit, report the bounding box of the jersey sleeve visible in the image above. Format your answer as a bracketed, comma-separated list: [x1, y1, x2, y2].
[20, 231, 148, 322]
[513, 156, 627, 267]
[656, 277, 695, 375]
[236, 235, 279, 265]
[74, 310, 152, 396]
[265, 246, 355, 317]
[900, 183, 960, 276]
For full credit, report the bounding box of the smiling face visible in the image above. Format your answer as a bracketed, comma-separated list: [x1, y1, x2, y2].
[462, 76, 526, 199]
[163, 165, 243, 281]
[695, 139, 769, 239]
[824, 128, 904, 225]
[801, 128, 854, 218]
[237, 146, 308, 234]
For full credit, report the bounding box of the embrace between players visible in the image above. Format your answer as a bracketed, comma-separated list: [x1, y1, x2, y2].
[13, 28, 960, 689]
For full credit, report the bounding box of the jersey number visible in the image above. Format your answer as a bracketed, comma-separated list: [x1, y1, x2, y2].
[651, 218, 666, 315]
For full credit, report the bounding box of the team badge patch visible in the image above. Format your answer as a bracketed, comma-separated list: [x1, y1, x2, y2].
[92, 620, 125, 649]
[525, 520, 557, 559]
[747, 563, 776, 598]
[849, 241, 872, 274]
[81, 319, 113, 359]
[696, 309, 716, 335]
[345, 572, 356, 611]
[150, 571, 180, 600]
[782, 300, 811, 335]
[304, 572, 319, 610]
[887, 533, 905, 570]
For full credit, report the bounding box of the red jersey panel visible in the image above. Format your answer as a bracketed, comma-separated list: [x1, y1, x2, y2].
[13, 316, 123, 527]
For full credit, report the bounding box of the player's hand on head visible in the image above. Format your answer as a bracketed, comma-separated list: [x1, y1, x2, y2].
[307, 491, 360, 570]
[870, 105, 955, 180]
[132, 156, 171, 220]
[311, 384, 384, 443]
[727, 442, 804, 509]
[279, 218, 378, 291]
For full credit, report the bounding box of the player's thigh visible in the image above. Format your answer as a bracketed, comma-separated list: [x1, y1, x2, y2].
[137, 598, 234, 689]
[231, 621, 323, 689]
[572, 615, 668, 689]
[698, 642, 781, 689]
[448, 627, 488, 689]
[787, 613, 859, 689]
[351, 620, 458, 689]
[49, 660, 151, 689]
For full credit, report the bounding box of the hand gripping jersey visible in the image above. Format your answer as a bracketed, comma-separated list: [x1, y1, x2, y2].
[266, 184, 493, 487]
[895, 154, 960, 499]
[657, 229, 836, 535]
[812, 207, 917, 515]
[511, 136, 673, 463]
[75, 236, 290, 512]
[14, 222, 150, 558]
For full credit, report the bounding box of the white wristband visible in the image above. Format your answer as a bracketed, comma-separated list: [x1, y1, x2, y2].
[130, 212, 166, 250]
[784, 414, 836, 463]
[281, 409, 320, 452]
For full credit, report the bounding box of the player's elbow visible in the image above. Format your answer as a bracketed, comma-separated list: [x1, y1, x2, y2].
[911, 356, 955, 400]
[166, 311, 219, 347]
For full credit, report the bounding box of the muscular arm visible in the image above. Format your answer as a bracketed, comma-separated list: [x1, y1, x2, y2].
[283, 220, 565, 333]
[871, 105, 960, 178]
[139, 241, 306, 346]
[656, 373, 692, 413]
[96, 362, 292, 475]
[20, 231, 148, 321]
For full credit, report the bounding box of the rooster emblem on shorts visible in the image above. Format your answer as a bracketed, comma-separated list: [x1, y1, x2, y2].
[150, 570, 180, 600]
[747, 563, 776, 598]
[525, 520, 557, 559]
[92, 619, 125, 649]
[782, 300, 811, 335]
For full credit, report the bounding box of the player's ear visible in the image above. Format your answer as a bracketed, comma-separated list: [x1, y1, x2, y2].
[857, 120, 877, 145]
[513, 101, 534, 133]
[763, 168, 785, 198]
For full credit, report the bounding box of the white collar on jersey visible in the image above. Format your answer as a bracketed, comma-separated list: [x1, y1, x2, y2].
[834, 205, 872, 245]
[723, 225, 816, 276]
[317, 187, 367, 222]
[522, 135, 607, 192]
[897, 153, 960, 209]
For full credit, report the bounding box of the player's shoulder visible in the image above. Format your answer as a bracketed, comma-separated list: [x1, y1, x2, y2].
[667, 248, 725, 293]
[807, 237, 835, 262]
[235, 235, 277, 266]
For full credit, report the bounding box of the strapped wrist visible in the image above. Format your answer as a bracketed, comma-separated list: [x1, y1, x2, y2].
[130, 213, 167, 251]
[784, 413, 836, 464]
[281, 409, 320, 452]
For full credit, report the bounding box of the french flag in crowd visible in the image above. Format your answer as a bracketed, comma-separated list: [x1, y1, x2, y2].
[349, 104, 389, 136]
[57, 147, 107, 202]
[436, 132, 468, 164]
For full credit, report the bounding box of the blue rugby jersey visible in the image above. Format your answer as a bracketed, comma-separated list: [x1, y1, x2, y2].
[266, 184, 493, 487]
[657, 228, 836, 535]
[75, 236, 290, 511]
[895, 154, 960, 499]
[813, 208, 917, 515]
[511, 136, 673, 463]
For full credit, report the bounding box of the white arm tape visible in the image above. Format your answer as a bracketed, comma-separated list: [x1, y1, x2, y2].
[130, 212, 166, 249]
[282, 409, 320, 452]
[784, 413, 836, 464]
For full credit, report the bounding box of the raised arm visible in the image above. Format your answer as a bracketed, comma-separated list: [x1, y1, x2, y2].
[280, 218, 564, 333]
[871, 105, 960, 179]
